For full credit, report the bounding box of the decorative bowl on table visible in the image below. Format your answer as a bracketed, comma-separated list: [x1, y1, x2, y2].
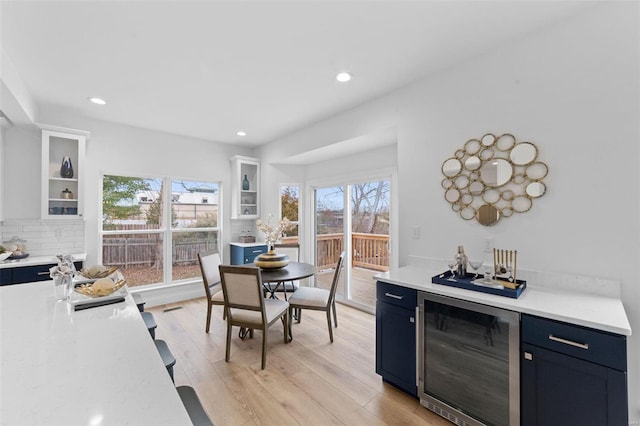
[75, 278, 127, 297]
[254, 251, 289, 269]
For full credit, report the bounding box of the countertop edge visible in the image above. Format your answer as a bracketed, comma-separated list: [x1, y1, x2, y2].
[0, 253, 87, 269]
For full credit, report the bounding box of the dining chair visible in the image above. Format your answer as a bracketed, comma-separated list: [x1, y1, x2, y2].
[218, 265, 289, 369]
[197, 252, 225, 333]
[267, 243, 301, 300]
[287, 252, 345, 343]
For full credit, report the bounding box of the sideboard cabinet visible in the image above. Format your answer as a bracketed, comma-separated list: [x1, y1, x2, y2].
[521, 314, 627, 425]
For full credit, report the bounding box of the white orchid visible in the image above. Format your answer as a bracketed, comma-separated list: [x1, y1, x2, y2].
[256, 214, 292, 248]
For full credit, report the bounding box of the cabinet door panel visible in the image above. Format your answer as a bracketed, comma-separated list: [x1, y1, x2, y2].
[376, 300, 416, 396]
[522, 343, 627, 426]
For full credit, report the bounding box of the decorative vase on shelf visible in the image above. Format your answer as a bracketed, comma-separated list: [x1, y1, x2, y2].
[242, 174, 250, 190]
[60, 156, 74, 179]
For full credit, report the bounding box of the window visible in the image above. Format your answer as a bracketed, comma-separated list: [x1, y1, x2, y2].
[101, 175, 220, 287]
[280, 184, 299, 243]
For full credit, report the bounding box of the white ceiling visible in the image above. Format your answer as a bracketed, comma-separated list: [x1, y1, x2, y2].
[1, 1, 593, 147]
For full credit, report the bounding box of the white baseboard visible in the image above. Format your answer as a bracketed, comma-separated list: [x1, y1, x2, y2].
[130, 281, 205, 308]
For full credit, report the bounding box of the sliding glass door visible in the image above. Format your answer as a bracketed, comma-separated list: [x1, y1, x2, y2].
[314, 180, 390, 311]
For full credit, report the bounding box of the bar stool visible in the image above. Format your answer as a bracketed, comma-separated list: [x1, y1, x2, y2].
[154, 339, 176, 382]
[132, 293, 145, 312]
[176, 386, 213, 426]
[141, 311, 157, 339]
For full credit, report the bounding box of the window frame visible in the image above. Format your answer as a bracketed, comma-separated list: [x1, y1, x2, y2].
[99, 173, 221, 288]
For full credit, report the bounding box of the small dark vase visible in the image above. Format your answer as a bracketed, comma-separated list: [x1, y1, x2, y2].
[60, 156, 74, 179]
[242, 174, 250, 190]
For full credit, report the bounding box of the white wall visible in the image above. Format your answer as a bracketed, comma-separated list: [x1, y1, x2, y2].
[258, 2, 640, 421]
[5, 110, 250, 264]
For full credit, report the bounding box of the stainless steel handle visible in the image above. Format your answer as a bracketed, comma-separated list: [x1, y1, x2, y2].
[415, 306, 420, 387]
[37, 271, 50, 276]
[549, 334, 589, 350]
[251, 249, 263, 254]
[384, 292, 403, 300]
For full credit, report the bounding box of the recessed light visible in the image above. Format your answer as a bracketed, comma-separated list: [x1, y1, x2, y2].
[89, 97, 106, 105]
[237, 130, 247, 137]
[336, 72, 352, 83]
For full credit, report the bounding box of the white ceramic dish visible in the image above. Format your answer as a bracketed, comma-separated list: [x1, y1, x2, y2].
[0, 252, 13, 262]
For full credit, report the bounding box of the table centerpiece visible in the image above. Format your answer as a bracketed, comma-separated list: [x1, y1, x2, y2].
[254, 214, 293, 269]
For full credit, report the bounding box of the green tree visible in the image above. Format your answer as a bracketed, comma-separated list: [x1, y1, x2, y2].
[102, 176, 149, 226]
[281, 186, 299, 221]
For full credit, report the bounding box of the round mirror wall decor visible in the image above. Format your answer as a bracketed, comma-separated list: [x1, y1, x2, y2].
[441, 132, 549, 225]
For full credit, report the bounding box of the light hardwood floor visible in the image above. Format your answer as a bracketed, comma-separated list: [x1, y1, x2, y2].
[148, 298, 451, 426]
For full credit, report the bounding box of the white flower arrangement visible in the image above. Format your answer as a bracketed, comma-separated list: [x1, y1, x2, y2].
[256, 214, 292, 249]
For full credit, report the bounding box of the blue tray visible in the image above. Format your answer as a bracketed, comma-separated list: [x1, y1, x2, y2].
[431, 270, 526, 299]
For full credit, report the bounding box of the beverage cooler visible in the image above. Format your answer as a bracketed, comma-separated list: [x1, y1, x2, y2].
[417, 292, 520, 426]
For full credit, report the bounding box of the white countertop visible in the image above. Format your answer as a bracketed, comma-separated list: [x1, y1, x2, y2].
[0, 253, 87, 269]
[0, 281, 191, 425]
[376, 265, 632, 336]
[230, 241, 267, 247]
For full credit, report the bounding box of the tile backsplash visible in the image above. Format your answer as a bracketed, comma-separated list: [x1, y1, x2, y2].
[0, 219, 85, 256]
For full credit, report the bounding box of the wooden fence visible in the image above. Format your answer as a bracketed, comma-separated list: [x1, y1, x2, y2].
[102, 235, 216, 268]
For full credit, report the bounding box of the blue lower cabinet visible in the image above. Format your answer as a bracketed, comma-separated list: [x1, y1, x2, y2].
[376, 281, 417, 397]
[521, 314, 628, 426]
[230, 244, 267, 265]
[1, 261, 84, 285]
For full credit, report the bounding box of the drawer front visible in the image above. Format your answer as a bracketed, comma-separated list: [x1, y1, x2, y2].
[244, 246, 267, 263]
[12, 264, 54, 284]
[376, 281, 417, 309]
[522, 314, 626, 371]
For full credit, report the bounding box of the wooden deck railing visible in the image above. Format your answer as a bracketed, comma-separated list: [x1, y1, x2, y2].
[315, 233, 389, 271]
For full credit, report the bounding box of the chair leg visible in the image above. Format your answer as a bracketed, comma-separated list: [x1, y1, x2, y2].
[326, 309, 334, 343]
[225, 322, 232, 362]
[261, 327, 268, 369]
[297, 309, 302, 323]
[287, 307, 293, 342]
[332, 301, 338, 328]
[283, 311, 289, 344]
[205, 302, 212, 333]
[222, 306, 227, 320]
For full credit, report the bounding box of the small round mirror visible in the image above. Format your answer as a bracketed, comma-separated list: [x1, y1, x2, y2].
[482, 188, 500, 204]
[469, 181, 484, 194]
[464, 156, 481, 171]
[445, 188, 461, 203]
[512, 196, 533, 213]
[442, 158, 462, 177]
[460, 206, 476, 220]
[510, 142, 538, 165]
[464, 139, 482, 155]
[526, 162, 549, 180]
[481, 134, 496, 146]
[480, 158, 512, 187]
[526, 182, 546, 198]
[477, 204, 500, 226]
[454, 175, 470, 189]
[496, 134, 516, 151]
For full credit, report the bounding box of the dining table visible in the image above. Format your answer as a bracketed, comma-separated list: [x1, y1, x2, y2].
[258, 261, 317, 299]
[0, 280, 192, 425]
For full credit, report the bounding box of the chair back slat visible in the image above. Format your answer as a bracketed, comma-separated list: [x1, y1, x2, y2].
[198, 252, 222, 299]
[327, 252, 345, 303]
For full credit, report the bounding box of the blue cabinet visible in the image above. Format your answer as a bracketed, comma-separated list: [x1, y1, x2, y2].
[230, 244, 267, 265]
[375, 281, 417, 397]
[0, 261, 83, 285]
[521, 314, 628, 426]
